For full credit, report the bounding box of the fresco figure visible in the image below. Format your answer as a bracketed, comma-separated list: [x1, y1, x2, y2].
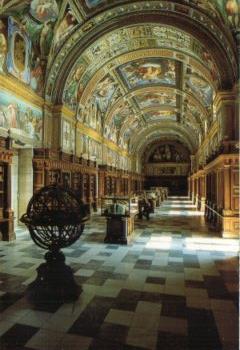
[14, 33, 26, 73]
[30, 0, 59, 23]
[64, 65, 85, 109]
[7, 104, 18, 128]
[0, 20, 7, 73]
[150, 144, 187, 163]
[118, 58, 176, 89]
[94, 75, 118, 113]
[165, 144, 171, 161]
[0, 108, 7, 127]
[0, 92, 42, 142]
[81, 74, 119, 130]
[7, 17, 31, 83]
[54, 10, 78, 49]
[135, 92, 176, 109]
[187, 73, 213, 107]
[39, 21, 54, 57]
[30, 56, 44, 93]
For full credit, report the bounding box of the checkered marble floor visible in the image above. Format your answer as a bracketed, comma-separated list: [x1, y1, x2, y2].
[0, 197, 239, 350]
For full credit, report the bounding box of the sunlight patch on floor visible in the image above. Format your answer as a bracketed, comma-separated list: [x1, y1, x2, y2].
[146, 236, 172, 250]
[185, 237, 239, 252]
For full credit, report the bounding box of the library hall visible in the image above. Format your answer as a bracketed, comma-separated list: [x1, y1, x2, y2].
[0, 1, 239, 350]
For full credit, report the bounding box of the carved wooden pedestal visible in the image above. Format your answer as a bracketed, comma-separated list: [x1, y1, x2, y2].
[104, 215, 134, 245]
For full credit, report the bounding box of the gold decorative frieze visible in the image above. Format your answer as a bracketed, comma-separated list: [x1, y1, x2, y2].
[0, 75, 44, 108]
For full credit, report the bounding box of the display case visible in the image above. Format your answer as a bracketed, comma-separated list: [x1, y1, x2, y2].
[101, 196, 130, 217]
[101, 196, 138, 244]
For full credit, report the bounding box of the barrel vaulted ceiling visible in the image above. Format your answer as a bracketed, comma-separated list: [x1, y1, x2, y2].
[1, 0, 238, 156]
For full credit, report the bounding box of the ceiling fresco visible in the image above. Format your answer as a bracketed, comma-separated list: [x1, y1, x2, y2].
[0, 0, 238, 159]
[61, 23, 220, 107]
[185, 67, 214, 108]
[117, 58, 177, 89]
[58, 19, 219, 152]
[134, 92, 177, 110]
[143, 111, 177, 124]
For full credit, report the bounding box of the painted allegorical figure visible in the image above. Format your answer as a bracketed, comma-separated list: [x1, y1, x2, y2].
[39, 21, 54, 58]
[53, 9, 78, 50]
[30, 0, 59, 23]
[64, 65, 85, 109]
[14, 33, 26, 73]
[7, 104, 18, 128]
[30, 56, 44, 94]
[0, 20, 7, 73]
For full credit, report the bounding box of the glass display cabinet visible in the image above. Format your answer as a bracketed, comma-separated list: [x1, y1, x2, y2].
[101, 196, 130, 217]
[101, 196, 138, 244]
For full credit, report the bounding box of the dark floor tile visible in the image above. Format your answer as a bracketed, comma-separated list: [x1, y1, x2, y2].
[69, 296, 114, 337]
[185, 280, 205, 289]
[111, 273, 128, 280]
[69, 263, 85, 272]
[187, 308, 222, 350]
[92, 271, 113, 279]
[112, 289, 141, 311]
[167, 263, 184, 273]
[97, 322, 129, 343]
[169, 250, 183, 258]
[86, 277, 107, 286]
[161, 294, 187, 319]
[31, 300, 62, 313]
[204, 275, 232, 299]
[97, 266, 115, 273]
[156, 332, 188, 350]
[0, 292, 24, 312]
[150, 266, 167, 272]
[146, 276, 165, 285]
[183, 255, 200, 268]
[74, 276, 89, 285]
[140, 291, 162, 303]
[98, 252, 112, 257]
[89, 338, 147, 350]
[85, 260, 104, 269]
[0, 324, 38, 348]
[136, 259, 152, 266]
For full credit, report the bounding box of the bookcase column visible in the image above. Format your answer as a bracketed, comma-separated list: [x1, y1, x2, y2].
[18, 149, 33, 223]
[5, 162, 15, 241]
